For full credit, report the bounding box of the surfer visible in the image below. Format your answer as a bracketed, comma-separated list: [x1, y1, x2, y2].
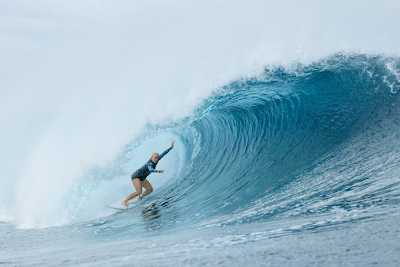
[122, 141, 175, 207]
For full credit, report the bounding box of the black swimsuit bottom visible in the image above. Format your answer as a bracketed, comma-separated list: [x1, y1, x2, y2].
[131, 171, 147, 181]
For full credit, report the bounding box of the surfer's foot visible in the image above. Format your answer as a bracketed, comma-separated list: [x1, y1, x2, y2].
[121, 201, 128, 207]
[138, 195, 143, 201]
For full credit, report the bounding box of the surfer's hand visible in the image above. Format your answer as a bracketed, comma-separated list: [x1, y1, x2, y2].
[158, 169, 164, 173]
[171, 140, 175, 148]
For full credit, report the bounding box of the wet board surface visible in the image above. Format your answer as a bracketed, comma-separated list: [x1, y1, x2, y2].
[106, 204, 131, 210]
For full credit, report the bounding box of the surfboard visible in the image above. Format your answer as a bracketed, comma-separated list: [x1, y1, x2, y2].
[106, 204, 132, 210]
[106, 198, 149, 210]
[106, 197, 154, 210]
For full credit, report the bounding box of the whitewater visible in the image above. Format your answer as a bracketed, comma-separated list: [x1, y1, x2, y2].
[1, 1, 400, 266]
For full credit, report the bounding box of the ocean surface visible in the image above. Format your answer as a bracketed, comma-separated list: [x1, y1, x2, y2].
[1, 1, 400, 266]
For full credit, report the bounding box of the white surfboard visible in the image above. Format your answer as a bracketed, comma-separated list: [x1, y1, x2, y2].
[106, 198, 149, 210]
[106, 204, 130, 210]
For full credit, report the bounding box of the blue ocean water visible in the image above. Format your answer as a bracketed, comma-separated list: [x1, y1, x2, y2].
[1, 54, 400, 266]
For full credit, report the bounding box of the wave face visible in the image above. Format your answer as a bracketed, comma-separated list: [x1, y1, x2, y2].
[156, 54, 400, 228]
[2, 54, 400, 266]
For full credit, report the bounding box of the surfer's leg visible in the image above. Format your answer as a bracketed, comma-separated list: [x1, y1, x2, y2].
[122, 178, 142, 207]
[140, 179, 153, 198]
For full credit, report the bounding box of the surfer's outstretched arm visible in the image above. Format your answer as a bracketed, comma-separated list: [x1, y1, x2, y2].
[148, 163, 162, 173]
[158, 140, 175, 160]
